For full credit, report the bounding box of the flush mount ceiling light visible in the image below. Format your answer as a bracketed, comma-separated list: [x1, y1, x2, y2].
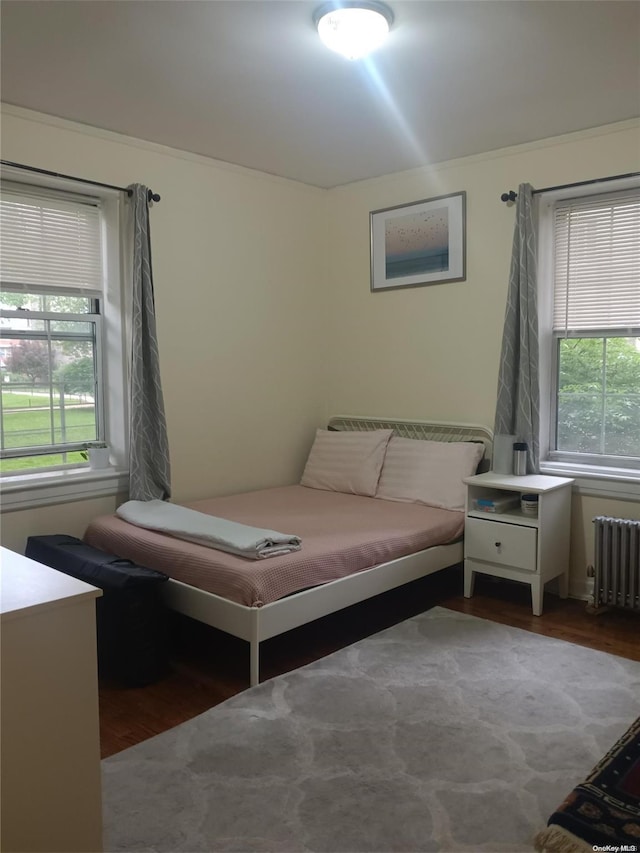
[314, 1, 394, 60]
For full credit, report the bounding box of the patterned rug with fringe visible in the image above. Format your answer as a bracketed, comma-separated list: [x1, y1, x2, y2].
[535, 716, 640, 853]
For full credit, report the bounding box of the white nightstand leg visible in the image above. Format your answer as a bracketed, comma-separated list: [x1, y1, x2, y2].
[558, 571, 569, 599]
[464, 564, 475, 598]
[531, 577, 544, 616]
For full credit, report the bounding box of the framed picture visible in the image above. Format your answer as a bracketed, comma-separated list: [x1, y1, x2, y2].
[370, 191, 466, 292]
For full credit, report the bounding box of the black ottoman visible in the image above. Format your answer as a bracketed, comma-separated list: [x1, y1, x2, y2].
[26, 534, 169, 686]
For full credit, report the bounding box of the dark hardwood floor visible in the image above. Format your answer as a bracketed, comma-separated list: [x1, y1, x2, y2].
[98, 566, 640, 759]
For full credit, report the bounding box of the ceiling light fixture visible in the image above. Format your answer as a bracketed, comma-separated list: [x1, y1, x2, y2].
[314, 2, 394, 60]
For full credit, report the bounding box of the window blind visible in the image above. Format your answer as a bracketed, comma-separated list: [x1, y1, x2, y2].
[0, 181, 103, 295]
[552, 188, 640, 333]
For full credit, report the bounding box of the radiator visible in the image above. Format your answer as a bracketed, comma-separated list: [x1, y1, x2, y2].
[593, 516, 640, 611]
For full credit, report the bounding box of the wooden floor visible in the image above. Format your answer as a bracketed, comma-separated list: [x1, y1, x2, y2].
[98, 566, 640, 759]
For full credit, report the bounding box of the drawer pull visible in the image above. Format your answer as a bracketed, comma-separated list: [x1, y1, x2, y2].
[495, 541, 502, 548]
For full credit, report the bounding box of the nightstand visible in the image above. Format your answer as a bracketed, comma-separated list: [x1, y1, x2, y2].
[463, 472, 574, 616]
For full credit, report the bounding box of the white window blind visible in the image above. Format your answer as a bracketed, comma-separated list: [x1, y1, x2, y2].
[553, 188, 640, 333]
[0, 181, 103, 295]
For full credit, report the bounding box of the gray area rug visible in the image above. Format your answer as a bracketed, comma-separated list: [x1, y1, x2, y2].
[102, 607, 640, 852]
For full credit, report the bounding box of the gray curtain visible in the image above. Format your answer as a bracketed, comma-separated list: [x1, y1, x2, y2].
[128, 184, 171, 501]
[494, 183, 540, 473]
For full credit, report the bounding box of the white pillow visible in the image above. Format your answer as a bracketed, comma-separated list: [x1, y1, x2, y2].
[376, 436, 485, 511]
[301, 429, 393, 497]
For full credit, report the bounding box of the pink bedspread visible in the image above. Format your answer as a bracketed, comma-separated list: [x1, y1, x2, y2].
[84, 485, 464, 607]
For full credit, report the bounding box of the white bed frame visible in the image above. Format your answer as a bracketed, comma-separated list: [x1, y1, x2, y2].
[162, 416, 493, 686]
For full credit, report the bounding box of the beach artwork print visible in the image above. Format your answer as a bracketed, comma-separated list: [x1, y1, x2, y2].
[370, 192, 466, 291]
[385, 206, 449, 279]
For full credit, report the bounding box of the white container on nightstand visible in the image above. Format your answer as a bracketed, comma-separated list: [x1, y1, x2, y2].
[462, 472, 574, 616]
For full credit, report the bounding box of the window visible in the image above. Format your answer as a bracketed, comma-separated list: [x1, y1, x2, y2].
[0, 292, 103, 472]
[539, 183, 640, 479]
[0, 176, 127, 501]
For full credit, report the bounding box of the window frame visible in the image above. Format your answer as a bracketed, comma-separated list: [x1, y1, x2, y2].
[0, 170, 129, 510]
[537, 176, 640, 496]
[549, 329, 640, 470]
[0, 299, 105, 463]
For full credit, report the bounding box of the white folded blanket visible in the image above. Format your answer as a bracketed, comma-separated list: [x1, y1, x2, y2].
[116, 500, 302, 560]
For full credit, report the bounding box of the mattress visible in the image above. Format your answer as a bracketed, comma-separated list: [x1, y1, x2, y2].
[84, 485, 464, 607]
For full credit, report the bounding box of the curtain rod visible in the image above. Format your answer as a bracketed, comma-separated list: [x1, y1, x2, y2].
[0, 159, 161, 203]
[500, 171, 640, 203]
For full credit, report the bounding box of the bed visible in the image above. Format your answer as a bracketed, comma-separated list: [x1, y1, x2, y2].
[85, 416, 493, 685]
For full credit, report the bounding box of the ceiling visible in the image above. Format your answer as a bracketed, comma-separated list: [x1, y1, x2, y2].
[1, 1, 639, 189]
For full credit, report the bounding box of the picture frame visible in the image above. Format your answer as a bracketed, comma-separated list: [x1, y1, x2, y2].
[370, 191, 466, 292]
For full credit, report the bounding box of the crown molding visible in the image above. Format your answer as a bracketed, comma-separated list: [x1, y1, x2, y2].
[0, 103, 325, 196]
[330, 117, 640, 192]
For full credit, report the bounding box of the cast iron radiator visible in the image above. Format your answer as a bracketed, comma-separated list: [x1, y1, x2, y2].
[593, 516, 640, 611]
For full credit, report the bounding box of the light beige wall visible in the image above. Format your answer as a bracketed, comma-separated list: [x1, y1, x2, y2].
[1, 106, 328, 551]
[1, 496, 123, 555]
[2, 108, 638, 598]
[323, 120, 640, 593]
[323, 119, 640, 424]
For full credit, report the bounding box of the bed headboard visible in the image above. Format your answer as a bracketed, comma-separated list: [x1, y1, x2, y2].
[327, 415, 494, 471]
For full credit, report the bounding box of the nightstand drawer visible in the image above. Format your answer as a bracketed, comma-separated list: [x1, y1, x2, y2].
[465, 517, 538, 572]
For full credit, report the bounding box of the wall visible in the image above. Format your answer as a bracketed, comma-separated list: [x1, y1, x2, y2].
[0, 106, 328, 553]
[323, 119, 640, 596]
[1, 496, 126, 555]
[1, 107, 638, 598]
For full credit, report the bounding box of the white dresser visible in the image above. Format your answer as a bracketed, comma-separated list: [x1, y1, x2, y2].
[463, 472, 574, 616]
[0, 547, 103, 852]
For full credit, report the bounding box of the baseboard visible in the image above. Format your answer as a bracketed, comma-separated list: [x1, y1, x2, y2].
[568, 576, 592, 602]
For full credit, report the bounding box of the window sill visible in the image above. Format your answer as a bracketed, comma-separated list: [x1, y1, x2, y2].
[0, 467, 129, 513]
[540, 462, 640, 501]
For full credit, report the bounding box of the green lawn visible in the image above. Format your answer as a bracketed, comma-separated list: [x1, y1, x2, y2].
[1, 400, 97, 473]
[1, 451, 86, 473]
[2, 391, 89, 409]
